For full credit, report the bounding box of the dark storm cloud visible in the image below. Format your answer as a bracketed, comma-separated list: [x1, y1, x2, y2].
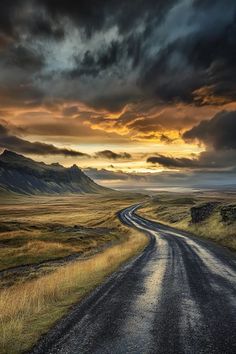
[0, 0, 64, 40]
[146, 113, 236, 172]
[87, 93, 140, 113]
[0, 124, 88, 157]
[42, 0, 236, 109]
[183, 110, 236, 150]
[84, 167, 145, 181]
[28, 16, 65, 40]
[147, 155, 203, 168]
[38, 0, 175, 37]
[0, 0, 21, 37]
[149, 109, 236, 170]
[140, 0, 236, 104]
[72, 41, 121, 77]
[147, 147, 236, 171]
[95, 150, 131, 160]
[1, 0, 236, 115]
[5, 45, 44, 71]
[147, 104, 236, 171]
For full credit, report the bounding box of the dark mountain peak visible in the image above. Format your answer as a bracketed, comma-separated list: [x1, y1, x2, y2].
[1, 149, 13, 156]
[70, 164, 80, 170]
[1, 149, 23, 159]
[0, 150, 45, 169]
[0, 149, 35, 164]
[0, 150, 108, 195]
[51, 162, 63, 168]
[0, 150, 65, 171]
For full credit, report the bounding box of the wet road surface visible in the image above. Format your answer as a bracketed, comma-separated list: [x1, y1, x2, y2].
[31, 204, 236, 354]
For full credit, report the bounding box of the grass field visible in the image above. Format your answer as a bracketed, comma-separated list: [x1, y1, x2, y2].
[0, 192, 148, 354]
[138, 191, 236, 251]
[2, 189, 235, 353]
[0, 192, 145, 272]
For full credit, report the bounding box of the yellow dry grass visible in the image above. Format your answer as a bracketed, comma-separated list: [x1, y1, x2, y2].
[2, 240, 80, 257]
[0, 193, 145, 270]
[0, 229, 147, 354]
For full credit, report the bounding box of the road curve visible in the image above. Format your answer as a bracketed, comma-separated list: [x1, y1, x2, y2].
[31, 204, 236, 354]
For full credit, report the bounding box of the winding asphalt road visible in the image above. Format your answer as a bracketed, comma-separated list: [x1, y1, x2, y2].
[31, 205, 236, 354]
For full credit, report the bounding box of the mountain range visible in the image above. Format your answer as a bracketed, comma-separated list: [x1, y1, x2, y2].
[0, 150, 108, 195]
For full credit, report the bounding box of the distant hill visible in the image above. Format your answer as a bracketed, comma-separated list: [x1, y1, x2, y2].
[0, 150, 108, 195]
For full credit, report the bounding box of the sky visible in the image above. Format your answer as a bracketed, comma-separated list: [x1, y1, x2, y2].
[0, 0, 236, 189]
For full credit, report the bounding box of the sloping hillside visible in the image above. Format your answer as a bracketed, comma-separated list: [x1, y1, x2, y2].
[0, 150, 108, 195]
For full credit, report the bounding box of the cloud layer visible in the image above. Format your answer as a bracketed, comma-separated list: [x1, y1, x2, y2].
[95, 150, 131, 160]
[183, 110, 236, 150]
[1, 0, 236, 111]
[0, 123, 88, 156]
[0, 1, 236, 187]
[148, 110, 236, 172]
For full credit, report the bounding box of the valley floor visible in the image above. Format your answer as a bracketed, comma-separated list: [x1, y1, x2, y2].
[0, 192, 147, 354]
[30, 204, 236, 354]
[1, 190, 235, 353]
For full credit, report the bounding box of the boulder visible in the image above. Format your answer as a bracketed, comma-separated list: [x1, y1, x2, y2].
[190, 202, 218, 223]
[220, 205, 236, 223]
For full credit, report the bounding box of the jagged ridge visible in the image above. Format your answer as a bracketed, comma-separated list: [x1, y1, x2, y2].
[0, 150, 108, 195]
